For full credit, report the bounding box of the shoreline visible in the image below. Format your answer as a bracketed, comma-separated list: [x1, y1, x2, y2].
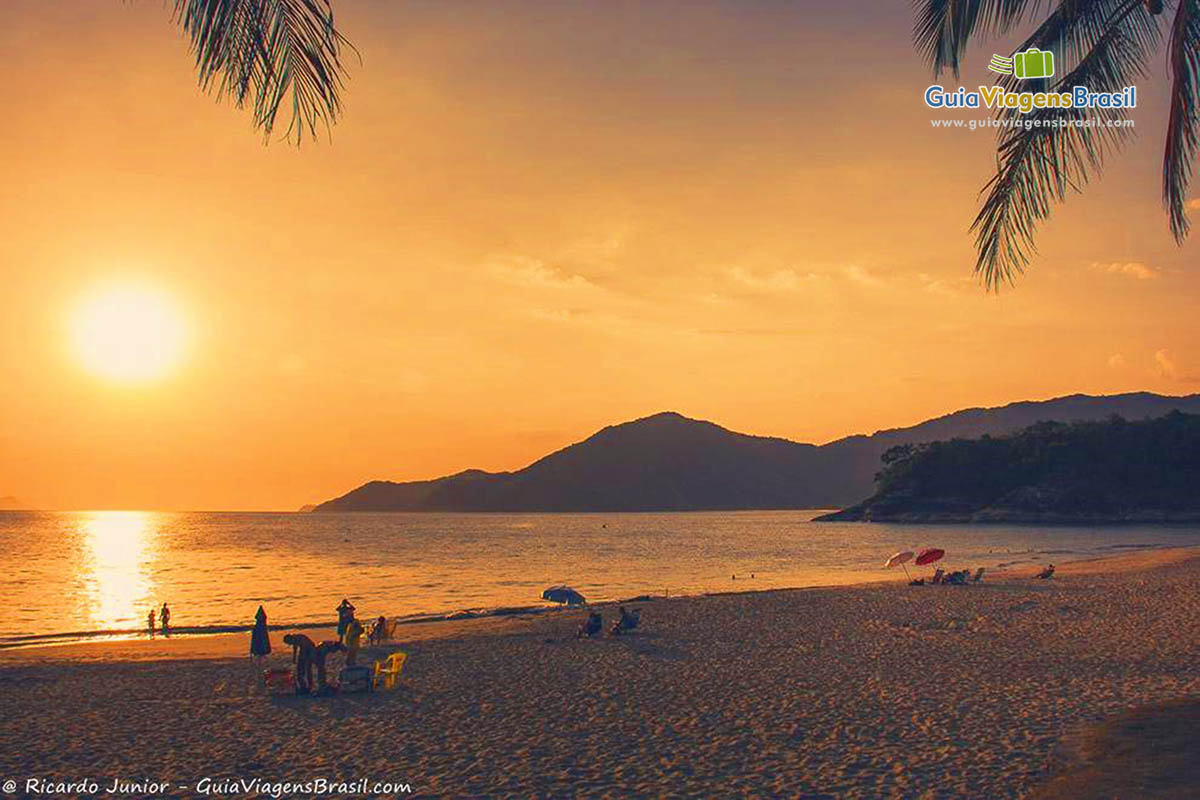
[5, 544, 1196, 664]
[3, 544, 1197, 797]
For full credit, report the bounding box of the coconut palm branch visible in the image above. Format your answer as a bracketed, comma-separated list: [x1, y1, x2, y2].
[914, 0, 1195, 288]
[171, 0, 353, 144]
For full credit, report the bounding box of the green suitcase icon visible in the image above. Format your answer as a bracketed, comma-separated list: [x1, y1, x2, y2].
[1014, 48, 1054, 79]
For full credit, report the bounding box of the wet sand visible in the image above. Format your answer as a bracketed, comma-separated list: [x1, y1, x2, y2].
[1, 547, 1196, 798]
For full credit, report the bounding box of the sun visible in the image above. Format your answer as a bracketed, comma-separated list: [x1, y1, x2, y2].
[70, 283, 188, 383]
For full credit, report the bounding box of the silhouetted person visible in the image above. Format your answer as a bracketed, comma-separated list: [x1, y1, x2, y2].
[283, 633, 317, 693]
[147, 608, 156, 637]
[160, 603, 171, 636]
[313, 640, 346, 694]
[336, 599, 355, 642]
[369, 615, 388, 646]
[283, 634, 345, 694]
[619, 606, 640, 631]
[577, 611, 602, 639]
[344, 618, 364, 666]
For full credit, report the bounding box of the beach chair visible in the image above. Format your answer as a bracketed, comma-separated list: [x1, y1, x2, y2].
[931, 568, 945, 585]
[372, 652, 407, 691]
[368, 618, 403, 646]
[972, 567, 985, 583]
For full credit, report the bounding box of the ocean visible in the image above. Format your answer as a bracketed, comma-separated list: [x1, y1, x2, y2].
[3, 510, 1198, 647]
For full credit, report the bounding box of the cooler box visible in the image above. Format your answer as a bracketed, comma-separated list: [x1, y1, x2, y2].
[339, 665, 373, 693]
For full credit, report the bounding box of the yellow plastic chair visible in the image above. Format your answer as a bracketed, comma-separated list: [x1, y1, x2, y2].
[372, 651, 407, 690]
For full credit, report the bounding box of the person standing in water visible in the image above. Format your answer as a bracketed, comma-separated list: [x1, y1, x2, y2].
[335, 599, 355, 642]
[160, 602, 171, 636]
[147, 608, 156, 637]
[250, 606, 271, 667]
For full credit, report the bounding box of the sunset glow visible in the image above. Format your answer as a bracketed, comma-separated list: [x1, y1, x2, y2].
[1, 1, 1197, 512]
[69, 283, 187, 383]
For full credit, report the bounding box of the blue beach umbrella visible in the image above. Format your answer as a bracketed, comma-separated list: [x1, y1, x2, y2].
[542, 585, 586, 605]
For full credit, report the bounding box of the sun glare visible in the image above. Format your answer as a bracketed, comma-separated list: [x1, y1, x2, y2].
[70, 283, 187, 383]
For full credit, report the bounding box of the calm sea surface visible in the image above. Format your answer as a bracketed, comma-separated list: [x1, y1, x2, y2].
[3, 510, 1199, 646]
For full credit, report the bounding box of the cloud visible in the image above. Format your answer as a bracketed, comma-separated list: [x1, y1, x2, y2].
[842, 264, 885, 287]
[916, 272, 975, 295]
[488, 257, 599, 291]
[1107, 353, 1126, 369]
[527, 307, 588, 323]
[726, 266, 823, 292]
[1154, 349, 1200, 383]
[698, 327, 801, 337]
[1090, 261, 1161, 280]
[1187, 198, 1200, 211]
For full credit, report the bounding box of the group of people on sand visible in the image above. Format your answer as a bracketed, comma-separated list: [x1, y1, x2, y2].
[577, 605, 641, 639]
[250, 598, 393, 695]
[145, 602, 171, 636]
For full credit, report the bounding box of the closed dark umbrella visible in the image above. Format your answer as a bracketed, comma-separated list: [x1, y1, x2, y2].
[542, 585, 586, 605]
[250, 605, 271, 656]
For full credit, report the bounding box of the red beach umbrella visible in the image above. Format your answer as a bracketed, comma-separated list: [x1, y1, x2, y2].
[884, 550, 915, 581]
[914, 547, 945, 566]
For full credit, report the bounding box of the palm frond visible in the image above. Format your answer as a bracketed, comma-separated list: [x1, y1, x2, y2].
[172, 0, 353, 144]
[1164, 0, 1200, 241]
[913, 0, 1043, 76]
[996, 0, 1160, 93]
[971, 0, 1158, 288]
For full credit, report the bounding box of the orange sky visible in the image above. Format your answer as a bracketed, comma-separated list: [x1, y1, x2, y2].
[1, 1, 1197, 511]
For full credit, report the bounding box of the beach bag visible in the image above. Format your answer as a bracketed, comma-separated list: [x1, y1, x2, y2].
[339, 665, 373, 694]
[263, 668, 294, 696]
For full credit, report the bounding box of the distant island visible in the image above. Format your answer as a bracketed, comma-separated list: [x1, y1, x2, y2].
[0, 496, 29, 511]
[817, 412, 1200, 523]
[312, 391, 1200, 513]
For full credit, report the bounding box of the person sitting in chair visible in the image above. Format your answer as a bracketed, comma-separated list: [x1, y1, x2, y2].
[369, 615, 388, 646]
[618, 606, 640, 631]
[577, 611, 602, 639]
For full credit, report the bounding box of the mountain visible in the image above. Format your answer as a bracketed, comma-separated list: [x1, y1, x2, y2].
[0, 496, 28, 511]
[312, 392, 1200, 512]
[817, 412, 1200, 523]
[317, 413, 829, 511]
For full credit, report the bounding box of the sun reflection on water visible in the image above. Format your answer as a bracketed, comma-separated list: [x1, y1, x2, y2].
[78, 511, 159, 631]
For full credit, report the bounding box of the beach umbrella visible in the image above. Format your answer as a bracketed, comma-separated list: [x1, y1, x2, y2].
[914, 547, 945, 566]
[884, 550, 915, 581]
[542, 585, 585, 605]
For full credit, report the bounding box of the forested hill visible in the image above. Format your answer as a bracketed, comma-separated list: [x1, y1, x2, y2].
[817, 412, 1200, 523]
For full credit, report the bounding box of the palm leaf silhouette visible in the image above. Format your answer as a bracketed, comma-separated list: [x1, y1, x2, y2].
[171, 0, 354, 144]
[914, 0, 1192, 288]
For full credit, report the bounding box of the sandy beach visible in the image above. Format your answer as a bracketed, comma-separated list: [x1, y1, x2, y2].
[1, 547, 1197, 798]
